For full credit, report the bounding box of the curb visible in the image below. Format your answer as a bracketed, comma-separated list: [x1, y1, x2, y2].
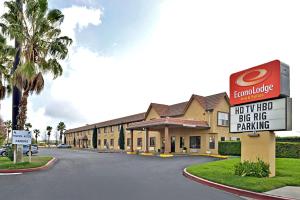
[0, 157, 57, 174]
[182, 168, 293, 200]
[159, 154, 174, 158]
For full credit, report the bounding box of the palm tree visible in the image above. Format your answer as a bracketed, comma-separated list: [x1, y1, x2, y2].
[57, 122, 66, 144]
[4, 120, 12, 144]
[46, 126, 52, 147]
[24, 122, 32, 131]
[0, 33, 14, 103]
[0, 0, 72, 130]
[33, 129, 40, 144]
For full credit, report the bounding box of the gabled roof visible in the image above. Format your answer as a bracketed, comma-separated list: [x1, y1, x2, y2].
[145, 92, 228, 119]
[65, 112, 145, 134]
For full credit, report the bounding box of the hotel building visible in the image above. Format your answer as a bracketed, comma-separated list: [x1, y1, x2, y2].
[65, 92, 240, 154]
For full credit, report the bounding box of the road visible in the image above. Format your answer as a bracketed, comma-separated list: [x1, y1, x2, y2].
[0, 149, 242, 200]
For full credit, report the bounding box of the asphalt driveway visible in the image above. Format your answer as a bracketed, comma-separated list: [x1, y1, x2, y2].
[0, 149, 242, 200]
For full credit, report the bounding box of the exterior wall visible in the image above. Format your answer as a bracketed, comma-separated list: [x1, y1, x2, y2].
[183, 99, 207, 121]
[145, 108, 160, 120]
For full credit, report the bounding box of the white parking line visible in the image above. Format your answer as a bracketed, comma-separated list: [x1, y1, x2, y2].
[0, 173, 23, 175]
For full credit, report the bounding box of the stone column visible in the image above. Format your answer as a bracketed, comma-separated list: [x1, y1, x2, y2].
[241, 131, 276, 177]
[145, 128, 149, 153]
[130, 129, 134, 152]
[164, 126, 170, 153]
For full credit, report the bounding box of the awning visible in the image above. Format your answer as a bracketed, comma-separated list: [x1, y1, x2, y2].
[127, 117, 210, 130]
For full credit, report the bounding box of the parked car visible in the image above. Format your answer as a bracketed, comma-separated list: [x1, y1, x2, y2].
[0, 146, 7, 156]
[23, 145, 39, 156]
[57, 144, 71, 148]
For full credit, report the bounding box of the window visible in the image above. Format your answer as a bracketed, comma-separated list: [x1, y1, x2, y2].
[104, 127, 108, 133]
[209, 136, 215, 149]
[127, 138, 131, 146]
[189, 136, 201, 149]
[137, 138, 142, 147]
[237, 138, 240, 141]
[118, 125, 122, 131]
[97, 128, 101, 134]
[218, 112, 229, 126]
[110, 126, 114, 132]
[98, 139, 101, 145]
[180, 137, 185, 148]
[104, 139, 107, 146]
[150, 137, 156, 147]
[221, 137, 225, 141]
[110, 139, 114, 146]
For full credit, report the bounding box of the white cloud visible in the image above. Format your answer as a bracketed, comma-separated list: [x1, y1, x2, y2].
[61, 6, 102, 44]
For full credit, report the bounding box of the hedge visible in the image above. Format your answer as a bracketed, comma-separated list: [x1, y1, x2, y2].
[218, 141, 241, 156]
[218, 141, 300, 158]
[276, 137, 300, 143]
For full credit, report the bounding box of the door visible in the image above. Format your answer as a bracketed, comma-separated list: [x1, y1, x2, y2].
[171, 136, 176, 153]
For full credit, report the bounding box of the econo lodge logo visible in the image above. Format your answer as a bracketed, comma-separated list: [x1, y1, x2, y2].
[230, 60, 281, 105]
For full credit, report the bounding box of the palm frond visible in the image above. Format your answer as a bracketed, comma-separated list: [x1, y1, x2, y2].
[47, 9, 64, 24]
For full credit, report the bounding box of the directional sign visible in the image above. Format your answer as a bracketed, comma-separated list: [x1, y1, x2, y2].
[12, 130, 32, 145]
[230, 98, 292, 133]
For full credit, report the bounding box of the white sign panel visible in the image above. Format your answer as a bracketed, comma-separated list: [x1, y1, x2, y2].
[230, 98, 292, 133]
[12, 130, 32, 145]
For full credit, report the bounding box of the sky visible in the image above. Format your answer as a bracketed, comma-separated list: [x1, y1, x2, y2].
[0, 0, 300, 139]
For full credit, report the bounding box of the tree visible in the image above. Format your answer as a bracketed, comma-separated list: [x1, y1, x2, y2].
[118, 125, 125, 150]
[24, 122, 32, 131]
[0, 0, 72, 130]
[92, 126, 97, 149]
[0, 33, 14, 102]
[57, 121, 66, 144]
[4, 120, 12, 144]
[33, 129, 40, 144]
[0, 117, 7, 145]
[46, 126, 52, 147]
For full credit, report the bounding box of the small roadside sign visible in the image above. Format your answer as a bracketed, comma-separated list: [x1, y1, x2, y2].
[12, 130, 32, 145]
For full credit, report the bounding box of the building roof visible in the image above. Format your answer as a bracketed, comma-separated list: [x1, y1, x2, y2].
[65, 92, 228, 134]
[147, 92, 228, 118]
[65, 112, 145, 134]
[127, 117, 209, 130]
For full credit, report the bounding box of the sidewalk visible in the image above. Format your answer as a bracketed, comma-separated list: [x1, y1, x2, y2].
[265, 186, 300, 200]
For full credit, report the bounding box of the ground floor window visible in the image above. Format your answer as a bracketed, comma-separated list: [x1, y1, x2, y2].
[209, 136, 215, 149]
[137, 138, 142, 147]
[180, 137, 184, 148]
[98, 139, 101, 145]
[150, 137, 156, 146]
[104, 139, 107, 147]
[110, 139, 114, 146]
[221, 137, 225, 141]
[127, 138, 131, 146]
[189, 136, 201, 149]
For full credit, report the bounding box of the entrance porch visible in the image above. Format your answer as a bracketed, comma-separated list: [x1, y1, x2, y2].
[127, 118, 211, 154]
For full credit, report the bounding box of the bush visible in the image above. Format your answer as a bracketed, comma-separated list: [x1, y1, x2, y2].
[218, 141, 241, 156]
[219, 141, 300, 158]
[276, 142, 300, 158]
[234, 159, 270, 177]
[6, 146, 14, 161]
[276, 137, 300, 143]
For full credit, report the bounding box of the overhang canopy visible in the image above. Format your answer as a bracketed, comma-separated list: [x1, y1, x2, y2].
[127, 118, 210, 131]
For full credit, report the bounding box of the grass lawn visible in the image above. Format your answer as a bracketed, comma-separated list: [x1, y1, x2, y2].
[186, 158, 300, 192]
[0, 156, 53, 170]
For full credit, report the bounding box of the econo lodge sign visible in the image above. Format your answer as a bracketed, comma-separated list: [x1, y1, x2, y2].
[230, 60, 290, 105]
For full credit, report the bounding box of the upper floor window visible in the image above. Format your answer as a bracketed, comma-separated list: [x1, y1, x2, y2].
[97, 128, 101, 134]
[150, 137, 156, 147]
[110, 126, 114, 132]
[218, 112, 229, 126]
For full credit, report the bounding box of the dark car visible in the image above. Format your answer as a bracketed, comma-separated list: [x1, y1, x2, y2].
[57, 144, 71, 148]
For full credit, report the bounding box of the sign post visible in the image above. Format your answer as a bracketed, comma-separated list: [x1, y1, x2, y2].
[229, 60, 292, 177]
[12, 130, 32, 163]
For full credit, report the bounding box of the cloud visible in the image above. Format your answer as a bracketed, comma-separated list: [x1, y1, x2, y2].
[44, 99, 85, 122]
[61, 6, 102, 44]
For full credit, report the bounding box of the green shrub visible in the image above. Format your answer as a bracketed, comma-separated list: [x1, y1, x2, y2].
[276, 137, 300, 143]
[276, 142, 300, 158]
[219, 141, 300, 158]
[234, 159, 270, 177]
[6, 146, 14, 161]
[218, 141, 241, 156]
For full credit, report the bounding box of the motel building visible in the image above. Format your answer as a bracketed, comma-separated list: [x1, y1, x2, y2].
[65, 92, 241, 154]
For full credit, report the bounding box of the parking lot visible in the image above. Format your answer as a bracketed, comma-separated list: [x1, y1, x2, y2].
[0, 148, 242, 200]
